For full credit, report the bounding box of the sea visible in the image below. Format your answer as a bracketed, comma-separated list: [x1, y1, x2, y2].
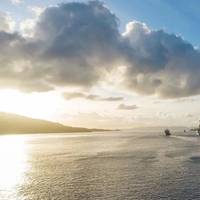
[1, 129, 200, 200]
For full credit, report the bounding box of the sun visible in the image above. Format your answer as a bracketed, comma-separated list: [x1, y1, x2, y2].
[0, 89, 61, 120]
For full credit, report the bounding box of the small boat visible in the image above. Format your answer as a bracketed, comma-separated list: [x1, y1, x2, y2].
[164, 129, 171, 136]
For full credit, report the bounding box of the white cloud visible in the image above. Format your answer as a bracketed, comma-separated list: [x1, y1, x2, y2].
[19, 6, 45, 38]
[0, 1, 200, 99]
[0, 12, 15, 32]
[11, 0, 23, 5]
[19, 18, 36, 37]
[28, 6, 45, 17]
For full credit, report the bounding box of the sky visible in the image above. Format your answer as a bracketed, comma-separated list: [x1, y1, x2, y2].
[0, 0, 200, 129]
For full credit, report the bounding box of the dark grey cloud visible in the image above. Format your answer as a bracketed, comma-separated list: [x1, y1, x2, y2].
[63, 92, 123, 101]
[0, 1, 121, 92]
[118, 104, 138, 110]
[122, 21, 200, 98]
[31, 1, 121, 87]
[0, 1, 200, 98]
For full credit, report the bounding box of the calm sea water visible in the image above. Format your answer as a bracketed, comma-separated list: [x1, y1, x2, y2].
[1, 129, 200, 200]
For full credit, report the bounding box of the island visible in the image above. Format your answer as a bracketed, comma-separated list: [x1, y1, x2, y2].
[0, 112, 105, 134]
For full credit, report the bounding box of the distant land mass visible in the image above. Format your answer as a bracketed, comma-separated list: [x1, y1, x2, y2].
[0, 112, 105, 134]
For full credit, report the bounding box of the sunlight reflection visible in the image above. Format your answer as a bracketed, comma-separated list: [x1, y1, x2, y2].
[0, 135, 28, 199]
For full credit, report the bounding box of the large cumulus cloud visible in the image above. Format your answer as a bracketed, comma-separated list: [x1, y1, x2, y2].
[123, 21, 200, 98]
[0, 1, 122, 92]
[0, 1, 200, 98]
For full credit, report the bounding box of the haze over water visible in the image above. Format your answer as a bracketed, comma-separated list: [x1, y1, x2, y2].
[1, 130, 200, 200]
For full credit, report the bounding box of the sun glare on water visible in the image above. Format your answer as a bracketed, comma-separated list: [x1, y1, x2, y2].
[0, 135, 28, 199]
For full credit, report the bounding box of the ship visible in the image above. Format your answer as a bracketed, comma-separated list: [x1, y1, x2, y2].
[164, 129, 171, 136]
[190, 120, 200, 136]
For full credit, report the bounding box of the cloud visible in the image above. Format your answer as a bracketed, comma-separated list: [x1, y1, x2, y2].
[186, 114, 193, 118]
[0, 12, 15, 32]
[63, 92, 86, 100]
[19, 6, 45, 38]
[174, 98, 196, 103]
[122, 21, 200, 98]
[19, 19, 36, 37]
[101, 97, 124, 101]
[0, 1, 121, 92]
[118, 104, 138, 110]
[28, 6, 45, 17]
[0, 1, 200, 98]
[63, 92, 123, 101]
[11, 0, 23, 4]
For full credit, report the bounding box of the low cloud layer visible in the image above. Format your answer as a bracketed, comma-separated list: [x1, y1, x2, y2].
[63, 92, 123, 101]
[118, 104, 138, 110]
[0, 1, 200, 98]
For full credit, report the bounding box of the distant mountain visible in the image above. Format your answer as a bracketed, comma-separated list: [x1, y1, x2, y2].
[0, 112, 104, 134]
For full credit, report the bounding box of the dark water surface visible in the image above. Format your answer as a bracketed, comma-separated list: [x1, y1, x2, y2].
[1, 130, 200, 200]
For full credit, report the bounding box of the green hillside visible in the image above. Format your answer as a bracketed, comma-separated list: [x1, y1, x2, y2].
[0, 112, 102, 134]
